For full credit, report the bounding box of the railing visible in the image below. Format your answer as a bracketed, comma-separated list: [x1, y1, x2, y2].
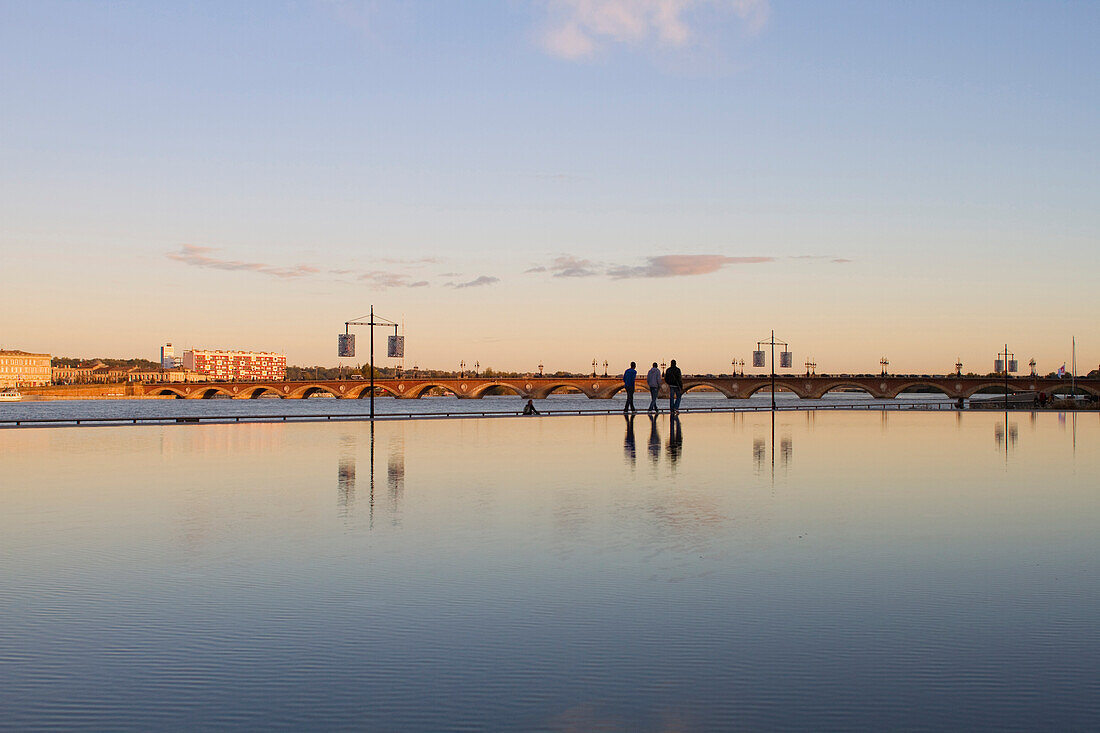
[0, 400, 970, 428]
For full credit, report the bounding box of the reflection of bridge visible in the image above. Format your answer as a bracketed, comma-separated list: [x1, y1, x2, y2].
[136, 375, 1100, 400]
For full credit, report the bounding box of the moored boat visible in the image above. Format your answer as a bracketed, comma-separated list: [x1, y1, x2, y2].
[0, 388, 23, 402]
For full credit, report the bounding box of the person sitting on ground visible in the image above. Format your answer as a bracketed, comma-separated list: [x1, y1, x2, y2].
[522, 399, 540, 416]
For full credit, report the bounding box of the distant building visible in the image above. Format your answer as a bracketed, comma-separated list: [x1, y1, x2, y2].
[183, 349, 286, 381]
[160, 343, 181, 369]
[52, 361, 206, 384]
[0, 349, 52, 387]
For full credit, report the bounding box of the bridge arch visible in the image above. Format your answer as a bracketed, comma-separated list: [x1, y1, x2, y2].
[530, 383, 597, 399]
[817, 382, 880, 399]
[891, 382, 955, 399]
[683, 381, 737, 398]
[468, 382, 526, 398]
[745, 381, 810, 399]
[149, 387, 186, 399]
[288, 384, 342, 400]
[349, 384, 401, 399]
[403, 383, 463, 399]
[237, 385, 286, 399]
[188, 386, 234, 399]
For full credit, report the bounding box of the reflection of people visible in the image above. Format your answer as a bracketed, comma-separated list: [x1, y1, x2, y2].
[522, 399, 540, 415]
[647, 413, 661, 464]
[622, 362, 638, 413]
[664, 359, 683, 414]
[667, 414, 683, 464]
[646, 362, 662, 413]
[623, 413, 636, 465]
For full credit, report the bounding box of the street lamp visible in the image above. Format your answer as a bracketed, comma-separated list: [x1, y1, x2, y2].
[1029, 358, 1037, 377]
[538, 362, 544, 376]
[592, 358, 597, 378]
[413, 364, 419, 378]
[805, 358, 816, 376]
[880, 357, 889, 376]
[955, 358, 963, 376]
[754, 331, 792, 411]
[474, 361, 479, 377]
[995, 345, 1018, 411]
[603, 360, 608, 377]
[340, 306, 400, 421]
[460, 360, 466, 378]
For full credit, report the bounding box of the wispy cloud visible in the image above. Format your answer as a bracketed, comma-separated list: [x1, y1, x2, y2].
[168, 245, 432, 287]
[528, 252, 776, 280]
[167, 245, 321, 279]
[538, 0, 769, 60]
[608, 254, 772, 278]
[831, 258, 853, 264]
[449, 275, 500, 289]
[550, 255, 600, 277]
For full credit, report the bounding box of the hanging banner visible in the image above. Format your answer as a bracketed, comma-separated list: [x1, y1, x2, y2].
[387, 335, 405, 358]
[338, 334, 355, 358]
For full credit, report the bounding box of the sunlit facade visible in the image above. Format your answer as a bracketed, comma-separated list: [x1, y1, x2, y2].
[0, 350, 52, 387]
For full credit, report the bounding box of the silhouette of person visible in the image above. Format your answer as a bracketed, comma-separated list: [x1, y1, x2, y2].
[667, 414, 683, 464]
[648, 413, 661, 464]
[522, 399, 539, 415]
[623, 413, 636, 466]
[646, 362, 662, 413]
[622, 361, 638, 413]
[664, 359, 683, 414]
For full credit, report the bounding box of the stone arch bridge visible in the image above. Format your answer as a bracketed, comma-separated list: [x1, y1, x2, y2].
[136, 375, 1100, 400]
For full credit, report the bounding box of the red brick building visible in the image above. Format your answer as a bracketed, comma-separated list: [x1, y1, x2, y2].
[183, 349, 286, 381]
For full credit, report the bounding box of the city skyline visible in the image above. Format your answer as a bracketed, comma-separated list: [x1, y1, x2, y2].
[2, 1, 1097, 373]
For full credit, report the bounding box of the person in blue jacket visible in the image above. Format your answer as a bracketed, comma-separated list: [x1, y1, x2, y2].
[622, 361, 638, 413]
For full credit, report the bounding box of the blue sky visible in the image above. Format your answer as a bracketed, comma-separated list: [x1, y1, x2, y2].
[2, 1, 1097, 373]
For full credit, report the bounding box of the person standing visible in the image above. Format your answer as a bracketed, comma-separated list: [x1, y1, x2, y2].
[646, 362, 662, 413]
[664, 359, 683, 414]
[622, 361, 638, 413]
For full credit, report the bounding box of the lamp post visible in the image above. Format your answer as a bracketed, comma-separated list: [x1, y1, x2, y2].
[996, 345, 1017, 411]
[474, 361, 479, 377]
[592, 358, 597, 378]
[880, 357, 889, 376]
[956, 359, 963, 377]
[340, 306, 399, 421]
[538, 362, 544, 377]
[460, 360, 465, 378]
[805, 359, 816, 377]
[603, 360, 608, 377]
[754, 331, 791, 411]
[1029, 358, 1036, 377]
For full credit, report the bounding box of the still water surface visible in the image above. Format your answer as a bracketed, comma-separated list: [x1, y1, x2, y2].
[2, 411, 1098, 730]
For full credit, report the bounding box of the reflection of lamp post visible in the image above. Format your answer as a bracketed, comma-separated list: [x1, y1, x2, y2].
[880, 357, 889, 376]
[754, 331, 792, 411]
[538, 362, 544, 376]
[956, 358, 963, 376]
[603, 360, 608, 377]
[592, 358, 597, 377]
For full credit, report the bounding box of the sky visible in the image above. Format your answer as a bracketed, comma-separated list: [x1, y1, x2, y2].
[1, 0, 1098, 375]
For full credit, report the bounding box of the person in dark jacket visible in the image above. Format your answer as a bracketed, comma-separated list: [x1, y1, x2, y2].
[522, 399, 540, 415]
[622, 361, 638, 413]
[664, 359, 683, 413]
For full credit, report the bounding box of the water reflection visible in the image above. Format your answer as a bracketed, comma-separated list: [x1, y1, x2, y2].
[994, 416, 1019, 449]
[647, 414, 660, 465]
[666, 415, 683, 465]
[623, 414, 636, 467]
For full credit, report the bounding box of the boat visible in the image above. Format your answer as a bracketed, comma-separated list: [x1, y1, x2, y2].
[0, 388, 22, 402]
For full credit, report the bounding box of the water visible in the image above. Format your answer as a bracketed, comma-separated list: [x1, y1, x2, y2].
[1, 390, 953, 423]
[2, 411, 1098, 730]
